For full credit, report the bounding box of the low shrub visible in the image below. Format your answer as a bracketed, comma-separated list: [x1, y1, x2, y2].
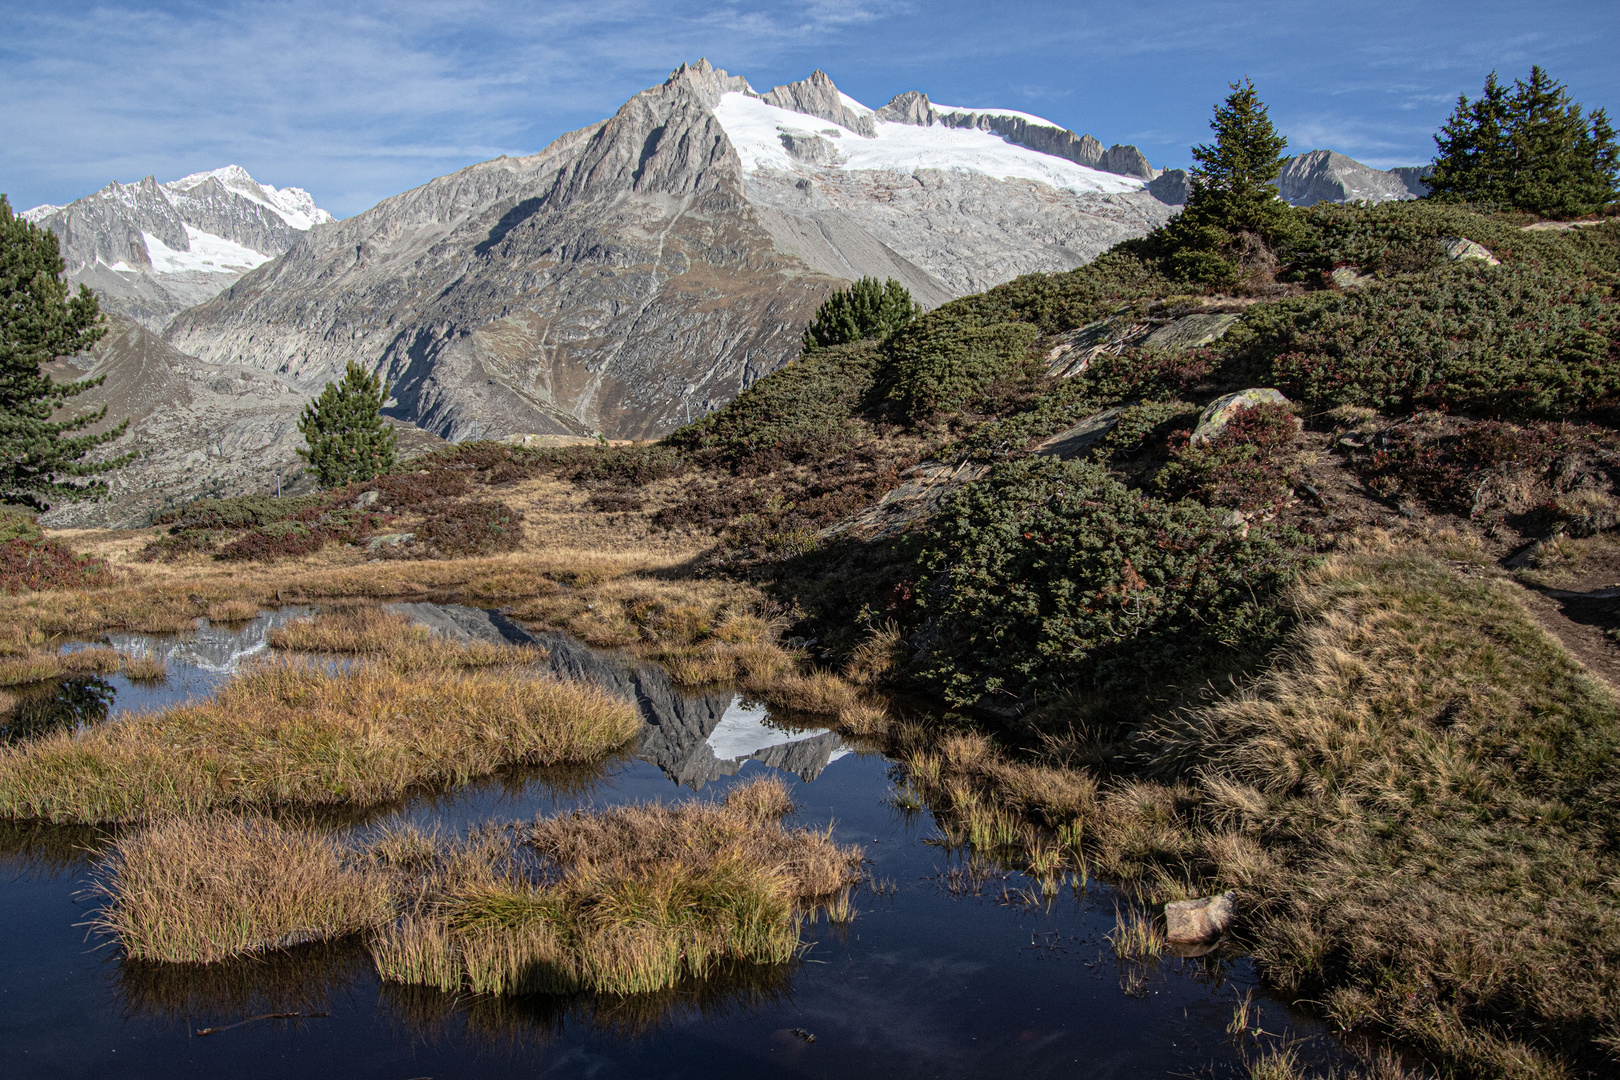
[413, 500, 524, 558]
[1154, 401, 1303, 512]
[136, 529, 218, 563]
[913, 457, 1304, 704]
[0, 538, 110, 593]
[879, 315, 1040, 421]
[153, 494, 326, 532]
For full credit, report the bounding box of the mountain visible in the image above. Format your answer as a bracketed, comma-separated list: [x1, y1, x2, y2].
[1147, 151, 1432, 208]
[1274, 150, 1430, 206]
[23, 166, 334, 330]
[163, 61, 1177, 444]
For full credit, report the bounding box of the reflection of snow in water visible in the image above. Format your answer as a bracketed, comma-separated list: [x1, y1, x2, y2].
[101, 607, 312, 674]
[703, 696, 849, 772]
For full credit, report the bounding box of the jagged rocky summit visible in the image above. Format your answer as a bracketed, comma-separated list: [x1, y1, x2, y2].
[24, 166, 334, 331]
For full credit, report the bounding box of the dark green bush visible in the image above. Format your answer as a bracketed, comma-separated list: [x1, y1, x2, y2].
[1226, 255, 1620, 419]
[665, 342, 882, 465]
[935, 247, 1177, 334]
[880, 316, 1039, 421]
[802, 277, 918, 351]
[913, 457, 1302, 705]
[153, 494, 326, 531]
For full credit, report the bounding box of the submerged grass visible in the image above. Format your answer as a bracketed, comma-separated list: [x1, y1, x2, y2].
[94, 779, 862, 1000]
[0, 656, 637, 823]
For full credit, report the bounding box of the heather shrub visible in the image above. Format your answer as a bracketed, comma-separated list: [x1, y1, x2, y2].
[135, 529, 219, 563]
[360, 470, 471, 509]
[913, 457, 1302, 705]
[413, 500, 524, 557]
[0, 537, 110, 593]
[154, 494, 326, 532]
[1154, 401, 1302, 512]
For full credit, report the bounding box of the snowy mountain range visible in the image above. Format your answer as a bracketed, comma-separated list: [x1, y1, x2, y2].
[38, 62, 1430, 528]
[23, 166, 334, 329]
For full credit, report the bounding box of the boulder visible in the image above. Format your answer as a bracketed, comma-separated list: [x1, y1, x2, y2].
[367, 532, 415, 551]
[354, 489, 381, 509]
[1142, 312, 1239, 350]
[1330, 266, 1372, 289]
[1442, 237, 1500, 265]
[1191, 388, 1291, 445]
[1164, 891, 1237, 944]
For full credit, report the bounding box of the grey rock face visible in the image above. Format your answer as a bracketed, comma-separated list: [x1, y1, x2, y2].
[1275, 150, 1427, 207]
[935, 109, 1125, 175]
[38, 316, 443, 529]
[23, 166, 332, 331]
[760, 70, 877, 137]
[874, 90, 936, 126]
[778, 130, 846, 166]
[1031, 408, 1125, 459]
[1143, 312, 1239, 349]
[1099, 144, 1154, 180]
[1147, 168, 1192, 205]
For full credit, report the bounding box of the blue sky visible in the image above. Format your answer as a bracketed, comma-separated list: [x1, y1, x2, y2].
[3, 0, 1616, 219]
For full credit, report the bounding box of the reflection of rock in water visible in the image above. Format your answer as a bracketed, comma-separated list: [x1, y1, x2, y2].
[103, 607, 312, 673]
[386, 603, 847, 788]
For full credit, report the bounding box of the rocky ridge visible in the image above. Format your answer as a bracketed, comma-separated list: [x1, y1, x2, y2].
[24, 166, 334, 330]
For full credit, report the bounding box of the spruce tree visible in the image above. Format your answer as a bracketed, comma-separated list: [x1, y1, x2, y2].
[1429, 67, 1617, 217]
[296, 361, 397, 487]
[802, 277, 919, 351]
[1161, 79, 1295, 284]
[0, 195, 133, 509]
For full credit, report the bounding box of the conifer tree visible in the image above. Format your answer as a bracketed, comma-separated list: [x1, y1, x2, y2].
[802, 277, 919, 351]
[1430, 67, 1618, 217]
[0, 195, 133, 509]
[296, 361, 397, 487]
[1161, 79, 1295, 284]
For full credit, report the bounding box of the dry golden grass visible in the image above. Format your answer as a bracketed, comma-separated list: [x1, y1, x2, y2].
[0, 646, 122, 688]
[268, 607, 545, 671]
[92, 779, 861, 1001]
[119, 652, 166, 682]
[205, 599, 261, 624]
[374, 777, 862, 996]
[0, 657, 638, 823]
[95, 816, 392, 963]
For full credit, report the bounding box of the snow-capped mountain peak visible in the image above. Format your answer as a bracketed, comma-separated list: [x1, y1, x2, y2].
[25, 165, 335, 329]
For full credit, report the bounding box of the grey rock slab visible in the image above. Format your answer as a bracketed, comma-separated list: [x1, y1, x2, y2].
[823, 459, 989, 541]
[1330, 266, 1373, 289]
[1142, 312, 1239, 350]
[1031, 407, 1125, 459]
[1191, 388, 1291, 445]
[1147, 169, 1191, 205]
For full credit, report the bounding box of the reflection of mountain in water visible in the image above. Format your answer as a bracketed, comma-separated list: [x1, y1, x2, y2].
[387, 603, 847, 788]
[103, 607, 312, 673]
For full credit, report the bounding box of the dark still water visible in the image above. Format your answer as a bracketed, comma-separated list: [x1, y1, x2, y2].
[0, 607, 1341, 1079]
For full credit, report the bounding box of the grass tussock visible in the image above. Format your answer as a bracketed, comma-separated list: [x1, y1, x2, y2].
[0, 658, 637, 823]
[268, 607, 546, 670]
[93, 779, 861, 1001]
[0, 646, 122, 688]
[95, 816, 392, 963]
[373, 777, 862, 996]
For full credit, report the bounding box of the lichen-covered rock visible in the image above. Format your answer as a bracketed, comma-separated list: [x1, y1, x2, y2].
[1143, 312, 1239, 350]
[1442, 236, 1501, 265]
[1191, 388, 1291, 445]
[1330, 266, 1372, 289]
[1164, 891, 1236, 944]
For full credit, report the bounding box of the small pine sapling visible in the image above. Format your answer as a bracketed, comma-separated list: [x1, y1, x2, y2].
[296, 362, 398, 487]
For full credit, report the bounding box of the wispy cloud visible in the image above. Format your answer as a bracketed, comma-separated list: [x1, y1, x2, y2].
[2, 0, 1614, 215]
